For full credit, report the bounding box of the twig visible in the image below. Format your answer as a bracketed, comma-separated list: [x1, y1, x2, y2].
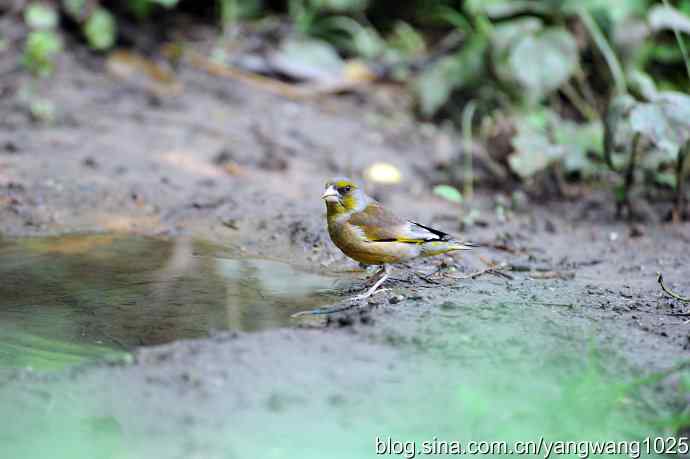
[413, 272, 442, 285]
[618, 132, 642, 218]
[291, 302, 360, 317]
[657, 272, 690, 303]
[447, 264, 514, 280]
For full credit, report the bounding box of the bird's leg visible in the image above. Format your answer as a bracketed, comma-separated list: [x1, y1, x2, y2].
[290, 265, 392, 316]
[353, 264, 391, 301]
[363, 265, 386, 284]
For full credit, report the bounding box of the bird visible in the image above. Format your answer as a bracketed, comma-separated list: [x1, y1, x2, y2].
[321, 177, 477, 301]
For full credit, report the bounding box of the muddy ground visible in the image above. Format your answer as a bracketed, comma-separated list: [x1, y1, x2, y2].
[1, 37, 690, 457]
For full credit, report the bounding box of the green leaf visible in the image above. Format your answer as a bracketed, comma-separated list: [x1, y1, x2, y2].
[84, 8, 116, 50]
[314, 16, 384, 59]
[311, 0, 368, 13]
[415, 55, 461, 117]
[563, 0, 647, 23]
[24, 3, 58, 29]
[627, 69, 658, 101]
[127, 0, 153, 18]
[29, 98, 56, 123]
[270, 38, 344, 83]
[649, 4, 690, 34]
[151, 0, 180, 7]
[492, 18, 544, 85]
[433, 185, 463, 203]
[465, 0, 550, 18]
[655, 171, 678, 188]
[414, 35, 487, 116]
[556, 121, 604, 178]
[388, 21, 426, 58]
[492, 18, 543, 55]
[629, 92, 690, 156]
[22, 30, 62, 77]
[62, 0, 86, 18]
[350, 26, 384, 59]
[509, 110, 566, 179]
[508, 27, 579, 103]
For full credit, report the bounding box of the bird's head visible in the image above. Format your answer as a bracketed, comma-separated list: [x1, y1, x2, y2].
[322, 178, 366, 215]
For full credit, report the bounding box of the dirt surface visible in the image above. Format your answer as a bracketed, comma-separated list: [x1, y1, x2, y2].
[2, 40, 690, 457]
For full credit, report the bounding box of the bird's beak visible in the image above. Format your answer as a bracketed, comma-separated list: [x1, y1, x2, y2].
[321, 186, 339, 202]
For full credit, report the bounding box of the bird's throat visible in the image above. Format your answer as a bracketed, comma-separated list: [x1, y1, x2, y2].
[325, 200, 346, 217]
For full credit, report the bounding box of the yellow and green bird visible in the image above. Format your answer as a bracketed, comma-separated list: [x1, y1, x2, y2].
[322, 178, 476, 300]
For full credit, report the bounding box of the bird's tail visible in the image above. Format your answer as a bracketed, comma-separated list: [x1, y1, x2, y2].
[421, 240, 478, 257]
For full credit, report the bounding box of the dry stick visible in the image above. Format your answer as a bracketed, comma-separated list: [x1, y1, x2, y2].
[413, 271, 442, 285]
[619, 132, 642, 218]
[447, 258, 514, 280]
[449, 266, 512, 280]
[657, 272, 690, 303]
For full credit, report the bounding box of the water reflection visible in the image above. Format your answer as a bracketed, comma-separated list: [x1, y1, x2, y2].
[0, 235, 339, 369]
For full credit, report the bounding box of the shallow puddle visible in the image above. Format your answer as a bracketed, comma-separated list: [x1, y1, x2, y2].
[0, 235, 680, 459]
[0, 234, 339, 370]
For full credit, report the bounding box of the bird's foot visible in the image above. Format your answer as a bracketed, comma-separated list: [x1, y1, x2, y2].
[290, 266, 391, 317]
[351, 267, 390, 301]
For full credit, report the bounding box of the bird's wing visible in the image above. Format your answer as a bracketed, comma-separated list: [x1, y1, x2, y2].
[348, 202, 451, 243]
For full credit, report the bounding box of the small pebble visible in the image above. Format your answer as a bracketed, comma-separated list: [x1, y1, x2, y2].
[82, 156, 98, 168]
[389, 295, 405, 304]
[629, 225, 644, 238]
[440, 301, 457, 310]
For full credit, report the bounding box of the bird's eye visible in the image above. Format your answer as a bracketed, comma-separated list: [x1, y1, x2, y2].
[339, 185, 352, 194]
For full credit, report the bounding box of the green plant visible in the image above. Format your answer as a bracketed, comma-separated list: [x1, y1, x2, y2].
[22, 3, 62, 77]
[127, 0, 180, 20]
[599, 1, 690, 219]
[83, 7, 116, 50]
[604, 90, 690, 219]
[433, 184, 463, 203]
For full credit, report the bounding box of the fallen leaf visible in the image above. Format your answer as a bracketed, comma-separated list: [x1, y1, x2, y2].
[365, 162, 402, 184]
[433, 184, 463, 203]
[268, 38, 344, 84]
